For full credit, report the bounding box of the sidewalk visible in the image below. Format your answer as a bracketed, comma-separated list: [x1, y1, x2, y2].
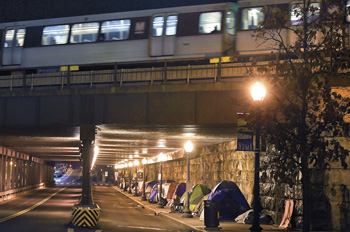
[112, 186, 285, 232]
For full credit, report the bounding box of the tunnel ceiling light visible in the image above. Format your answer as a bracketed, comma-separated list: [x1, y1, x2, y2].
[157, 152, 166, 162]
[142, 158, 147, 165]
[184, 141, 193, 153]
[91, 145, 99, 170]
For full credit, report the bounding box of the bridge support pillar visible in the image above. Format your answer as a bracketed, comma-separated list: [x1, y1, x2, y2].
[80, 124, 95, 205]
[72, 124, 100, 228]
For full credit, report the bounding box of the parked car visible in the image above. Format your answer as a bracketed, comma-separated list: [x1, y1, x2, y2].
[54, 170, 63, 178]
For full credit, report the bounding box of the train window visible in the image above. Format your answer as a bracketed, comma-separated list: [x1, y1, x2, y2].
[241, 7, 264, 30]
[226, 10, 235, 35]
[199, 12, 222, 34]
[42, 25, 69, 45]
[152, 16, 164, 36]
[290, 3, 320, 25]
[4, 29, 15, 48]
[70, 22, 99, 43]
[165, 15, 178, 36]
[15, 29, 26, 47]
[101, 20, 131, 41]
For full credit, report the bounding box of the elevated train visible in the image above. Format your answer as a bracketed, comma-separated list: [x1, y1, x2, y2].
[0, 0, 349, 74]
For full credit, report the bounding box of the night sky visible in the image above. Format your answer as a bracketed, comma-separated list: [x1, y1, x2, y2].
[0, 0, 235, 23]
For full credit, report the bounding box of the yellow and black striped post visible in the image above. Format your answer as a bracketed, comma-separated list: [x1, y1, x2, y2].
[72, 204, 100, 228]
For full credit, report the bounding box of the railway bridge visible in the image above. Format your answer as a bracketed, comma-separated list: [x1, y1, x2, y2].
[0, 61, 349, 231]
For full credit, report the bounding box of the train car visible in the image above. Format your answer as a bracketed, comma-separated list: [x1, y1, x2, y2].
[0, 2, 238, 73]
[236, 0, 350, 58]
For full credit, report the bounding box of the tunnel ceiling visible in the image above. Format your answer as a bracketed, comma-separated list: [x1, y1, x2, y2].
[0, 124, 237, 166]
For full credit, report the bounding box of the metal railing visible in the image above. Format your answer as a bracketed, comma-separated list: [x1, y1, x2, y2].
[0, 62, 271, 91]
[0, 183, 46, 202]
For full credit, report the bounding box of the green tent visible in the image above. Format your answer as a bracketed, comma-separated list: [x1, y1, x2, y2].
[181, 184, 211, 211]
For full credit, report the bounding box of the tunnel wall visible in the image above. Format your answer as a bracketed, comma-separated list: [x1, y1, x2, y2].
[0, 146, 54, 194]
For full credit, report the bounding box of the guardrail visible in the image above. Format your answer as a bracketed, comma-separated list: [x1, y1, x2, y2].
[0, 62, 272, 91]
[0, 183, 46, 202]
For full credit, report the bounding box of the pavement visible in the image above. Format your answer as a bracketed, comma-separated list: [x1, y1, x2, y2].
[111, 185, 286, 232]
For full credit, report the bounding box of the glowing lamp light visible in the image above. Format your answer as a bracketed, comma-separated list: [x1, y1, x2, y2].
[134, 160, 139, 166]
[142, 158, 147, 165]
[184, 140, 193, 153]
[251, 81, 266, 101]
[91, 145, 99, 170]
[94, 145, 99, 155]
[128, 162, 133, 167]
[158, 152, 165, 162]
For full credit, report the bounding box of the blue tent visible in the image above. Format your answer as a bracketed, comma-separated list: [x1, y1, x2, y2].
[149, 183, 159, 202]
[208, 181, 250, 220]
[148, 180, 174, 203]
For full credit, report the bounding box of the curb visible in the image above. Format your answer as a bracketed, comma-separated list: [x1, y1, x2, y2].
[112, 186, 203, 232]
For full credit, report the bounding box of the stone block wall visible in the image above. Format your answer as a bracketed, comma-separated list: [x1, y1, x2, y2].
[139, 138, 350, 231]
[145, 140, 257, 215]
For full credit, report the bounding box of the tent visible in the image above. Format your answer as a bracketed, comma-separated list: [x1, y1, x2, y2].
[162, 182, 177, 199]
[235, 209, 274, 225]
[193, 193, 209, 217]
[207, 181, 250, 220]
[166, 182, 186, 207]
[144, 180, 157, 199]
[140, 180, 156, 193]
[181, 184, 211, 211]
[149, 180, 173, 203]
[149, 183, 159, 202]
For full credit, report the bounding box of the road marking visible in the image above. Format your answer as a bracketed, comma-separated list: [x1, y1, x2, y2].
[67, 228, 74, 232]
[0, 186, 67, 223]
[123, 226, 167, 231]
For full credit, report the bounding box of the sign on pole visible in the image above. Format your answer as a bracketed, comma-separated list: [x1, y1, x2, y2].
[237, 113, 254, 151]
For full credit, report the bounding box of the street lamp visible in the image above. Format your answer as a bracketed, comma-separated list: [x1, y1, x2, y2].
[133, 160, 140, 196]
[141, 158, 148, 201]
[182, 140, 193, 218]
[128, 162, 133, 194]
[249, 81, 265, 232]
[157, 152, 165, 208]
[123, 163, 128, 191]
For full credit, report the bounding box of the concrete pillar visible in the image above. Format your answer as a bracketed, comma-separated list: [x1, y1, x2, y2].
[29, 161, 33, 186]
[15, 158, 19, 188]
[0, 154, 4, 192]
[5, 156, 9, 190]
[25, 160, 29, 187]
[20, 159, 24, 187]
[9, 158, 13, 190]
[80, 124, 95, 206]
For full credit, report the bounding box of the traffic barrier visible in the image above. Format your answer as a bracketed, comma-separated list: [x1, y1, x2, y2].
[71, 204, 100, 228]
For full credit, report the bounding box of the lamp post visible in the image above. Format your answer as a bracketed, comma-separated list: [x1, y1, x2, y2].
[157, 152, 165, 208]
[141, 158, 147, 201]
[133, 160, 140, 196]
[123, 163, 128, 191]
[128, 162, 133, 194]
[249, 81, 265, 232]
[182, 140, 193, 218]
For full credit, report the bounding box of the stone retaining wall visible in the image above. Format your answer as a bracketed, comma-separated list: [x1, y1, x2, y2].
[141, 138, 350, 231]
